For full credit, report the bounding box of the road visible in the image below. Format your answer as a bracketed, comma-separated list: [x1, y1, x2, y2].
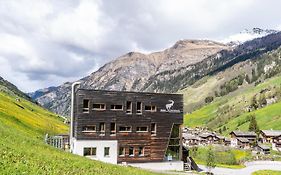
[198, 161, 281, 175]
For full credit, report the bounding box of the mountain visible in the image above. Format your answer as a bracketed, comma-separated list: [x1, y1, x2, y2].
[0, 76, 32, 101]
[223, 27, 279, 44]
[30, 30, 281, 117]
[32, 40, 229, 116]
[0, 76, 158, 174]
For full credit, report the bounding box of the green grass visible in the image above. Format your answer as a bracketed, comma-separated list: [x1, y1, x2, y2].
[0, 90, 160, 175]
[184, 75, 281, 134]
[190, 146, 250, 169]
[252, 170, 281, 175]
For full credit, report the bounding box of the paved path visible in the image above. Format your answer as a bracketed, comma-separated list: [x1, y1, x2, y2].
[198, 161, 281, 175]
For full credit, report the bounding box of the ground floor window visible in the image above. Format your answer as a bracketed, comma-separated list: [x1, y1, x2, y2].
[138, 146, 144, 156]
[104, 147, 110, 157]
[165, 124, 181, 160]
[84, 147, 96, 156]
[119, 147, 125, 157]
[129, 147, 134, 156]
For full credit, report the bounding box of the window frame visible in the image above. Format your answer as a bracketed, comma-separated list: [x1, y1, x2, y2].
[82, 99, 90, 113]
[129, 146, 134, 157]
[151, 123, 157, 136]
[136, 126, 148, 132]
[136, 102, 142, 115]
[144, 105, 157, 112]
[126, 101, 132, 114]
[104, 147, 110, 157]
[110, 122, 116, 136]
[82, 125, 96, 133]
[138, 146, 145, 157]
[119, 126, 132, 132]
[83, 147, 97, 157]
[118, 147, 125, 157]
[92, 103, 106, 111]
[99, 122, 105, 136]
[110, 104, 123, 111]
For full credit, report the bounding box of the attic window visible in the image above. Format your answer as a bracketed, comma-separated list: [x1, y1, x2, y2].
[144, 105, 157, 112]
[93, 103, 106, 110]
[110, 104, 123, 110]
[83, 99, 89, 113]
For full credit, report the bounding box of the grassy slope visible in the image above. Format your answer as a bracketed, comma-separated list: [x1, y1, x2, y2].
[0, 91, 159, 175]
[184, 75, 281, 134]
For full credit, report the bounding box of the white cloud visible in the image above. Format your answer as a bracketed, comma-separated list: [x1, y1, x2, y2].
[0, 0, 281, 92]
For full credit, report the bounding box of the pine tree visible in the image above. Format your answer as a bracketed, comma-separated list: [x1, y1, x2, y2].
[206, 147, 216, 174]
[248, 115, 259, 134]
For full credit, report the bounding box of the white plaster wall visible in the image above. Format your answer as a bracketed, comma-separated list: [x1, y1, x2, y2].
[72, 139, 118, 164]
[127, 161, 184, 171]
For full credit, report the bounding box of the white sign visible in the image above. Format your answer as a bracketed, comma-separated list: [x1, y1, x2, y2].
[160, 100, 181, 113]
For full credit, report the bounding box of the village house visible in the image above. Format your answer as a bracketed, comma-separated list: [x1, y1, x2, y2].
[272, 134, 281, 151]
[69, 84, 185, 171]
[230, 131, 257, 148]
[256, 144, 270, 154]
[260, 130, 281, 143]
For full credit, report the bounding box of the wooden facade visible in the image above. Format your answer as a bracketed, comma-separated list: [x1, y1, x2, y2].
[72, 89, 183, 163]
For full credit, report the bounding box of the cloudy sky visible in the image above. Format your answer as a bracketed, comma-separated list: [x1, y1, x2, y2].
[0, 0, 281, 92]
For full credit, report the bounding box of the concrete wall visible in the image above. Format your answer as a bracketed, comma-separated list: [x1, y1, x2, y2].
[72, 139, 118, 164]
[127, 161, 183, 171]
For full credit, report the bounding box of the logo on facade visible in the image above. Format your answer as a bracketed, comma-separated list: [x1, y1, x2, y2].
[160, 100, 181, 113]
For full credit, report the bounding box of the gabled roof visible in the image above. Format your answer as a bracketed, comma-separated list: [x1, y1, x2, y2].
[237, 137, 249, 143]
[257, 144, 270, 150]
[230, 130, 257, 137]
[261, 130, 281, 137]
[199, 133, 215, 138]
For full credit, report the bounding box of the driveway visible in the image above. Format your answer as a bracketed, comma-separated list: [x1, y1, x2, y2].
[198, 161, 281, 175]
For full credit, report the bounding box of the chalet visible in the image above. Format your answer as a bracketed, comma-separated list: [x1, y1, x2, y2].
[183, 133, 200, 146]
[230, 131, 257, 148]
[272, 135, 281, 151]
[260, 130, 281, 143]
[256, 144, 270, 154]
[237, 137, 250, 149]
[70, 84, 183, 166]
[198, 133, 218, 145]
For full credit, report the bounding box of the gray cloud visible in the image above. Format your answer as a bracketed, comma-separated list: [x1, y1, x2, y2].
[0, 0, 281, 92]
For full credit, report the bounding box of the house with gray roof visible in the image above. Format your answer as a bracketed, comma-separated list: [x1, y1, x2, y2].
[230, 130, 257, 148]
[260, 130, 281, 143]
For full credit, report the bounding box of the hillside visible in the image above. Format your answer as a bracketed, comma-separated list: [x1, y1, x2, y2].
[184, 61, 281, 135]
[0, 79, 159, 174]
[31, 31, 281, 117]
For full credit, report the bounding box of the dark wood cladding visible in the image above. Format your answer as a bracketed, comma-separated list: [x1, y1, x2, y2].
[73, 89, 183, 163]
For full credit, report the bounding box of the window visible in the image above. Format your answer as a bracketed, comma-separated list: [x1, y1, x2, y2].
[82, 125, 96, 132]
[110, 104, 123, 110]
[84, 147, 96, 156]
[119, 147, 125, 157]
[92, 103, 106, 110]
[136, 126, 148, 132]
[83, 99, 89, 113]
[119, 126, 132, 132]
[110, 123, 116, 135]
[99, 123, 105, 135]
[129, 147, 134, 156]
[104, 147, 110, 157]
[136, 102, 142, 114]
[151, 123, 156, 136]
[144, 105, 157, 112]
[138, 147, 144, 156]
[126, 101, 132, 114]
